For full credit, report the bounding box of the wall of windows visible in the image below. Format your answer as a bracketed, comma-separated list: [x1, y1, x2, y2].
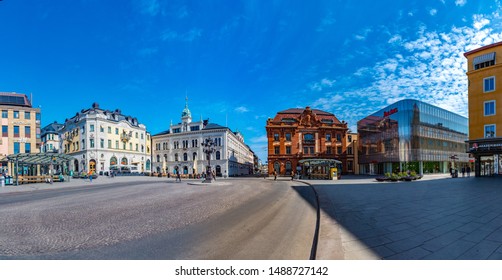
[358, 99, 469, 174]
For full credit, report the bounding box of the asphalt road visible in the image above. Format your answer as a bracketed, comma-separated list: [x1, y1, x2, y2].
[0, 178, 317, 260]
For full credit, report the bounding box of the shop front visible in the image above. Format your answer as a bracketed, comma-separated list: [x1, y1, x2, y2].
[298, 158, 342, 180]
[467, 139, 502, 177]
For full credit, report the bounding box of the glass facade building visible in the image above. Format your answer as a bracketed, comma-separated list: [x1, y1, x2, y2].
[358, 99, 469, 175]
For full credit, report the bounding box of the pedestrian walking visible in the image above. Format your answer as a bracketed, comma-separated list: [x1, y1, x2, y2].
[291, 171, 295, 181]
[89, 171, 93, 183]
[467, 166, 471, 177]
[461, 166, 465, 177]
[176, 171, 181, 182]
[273, 171, 277, 181]
[212, 170, 216, 180]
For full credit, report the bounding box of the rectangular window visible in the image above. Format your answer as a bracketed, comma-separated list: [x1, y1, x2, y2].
[274, 133, 279, 141]
[484, 76, 495, 92]
[123, 143, 126, 150]
[108, 140, 112, 148]
[485, 124, 496, 138]
[2, 125, 7, 137]
[129, 143, 132, 150]
[303, 147, 308, 154]
[136, 144, 139, 151]
[484, 100, 496, 116]
[82, 139, 86, 150]
[326, 146, 332, 154]
[274, 146, 280, 154]
[141, 133, 144, 139]
[14, 142, 20, 154]
[49, 143, 53, 151]
[348, 147, 353, 155]
[90, 124, 95, 132]
[285, 133, 291, 141]
[115, 128, 119, 135]
[115, 140, 119, 149]
[286, 146, 291, 154]
[348, 135, 352, 142]
[100, 139, 104, 148]
[108, 126, 112, 133]
[337, 147, 342, 154]
[25, 143, 31, 153]
[1, 110, 7, 118]
[100, 126, 104, 133]
[25, 126, 31, 138]
[135, 132, 138, 138]
[14, 126, 19, 137]
[13, 111, 19, 119]
[336, 134, 341, 142]
[310, 147, 314, 154]
[348, 160, 353, 171]
[326, 134, 331, 141]
[24, 111, 30, 119]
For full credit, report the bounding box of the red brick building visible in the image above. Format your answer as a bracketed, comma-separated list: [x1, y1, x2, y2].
[266, 106, 349, 177]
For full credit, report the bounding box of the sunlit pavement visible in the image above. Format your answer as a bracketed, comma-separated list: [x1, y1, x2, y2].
[303, 174, 502, 260]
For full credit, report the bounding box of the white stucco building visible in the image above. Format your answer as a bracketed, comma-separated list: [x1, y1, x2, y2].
[152, 99, 255, 177]
[59, 103, 152, 174]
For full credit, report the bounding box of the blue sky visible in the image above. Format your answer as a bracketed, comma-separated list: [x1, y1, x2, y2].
[2, 0, 502, 161]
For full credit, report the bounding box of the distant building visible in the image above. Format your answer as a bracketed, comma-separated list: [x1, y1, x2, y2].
[59, 103, 152, 174]
[151, 98, 255, 177]
[345, 132, 359, 175]
[464, 42, 502, 177]
[357, 99, 469, 175]
[41, 121, 63, 153]
[0, 92, 41, 175]
[266, 106, 349, 178]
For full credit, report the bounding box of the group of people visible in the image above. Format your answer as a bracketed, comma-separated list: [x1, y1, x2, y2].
[174, 170, 217, 182]
[451, 166, 471, 178]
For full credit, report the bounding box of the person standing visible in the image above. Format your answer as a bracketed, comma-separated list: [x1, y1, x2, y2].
[273, 171, 277, 181]
[176, 171, 181, 182]
[461, 166, 466, 177]
[467, 166, 471, 177]
[89, 171, 93, 183]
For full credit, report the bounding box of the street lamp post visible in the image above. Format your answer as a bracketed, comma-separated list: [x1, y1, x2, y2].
[202, 137, 216, 183]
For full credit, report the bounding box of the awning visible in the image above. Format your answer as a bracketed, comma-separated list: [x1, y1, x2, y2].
[6, 152, 76, 165]
[473, 52, 495, 65]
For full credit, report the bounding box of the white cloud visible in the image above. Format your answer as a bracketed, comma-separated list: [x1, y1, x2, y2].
[473, 15, 490, 30]
[316, 12, 336, 32]
[429, 9, 438, 16]
[235, 106, 249, 113]
[139, 0, 160, 16]
[311, 8, 502, 131]
[161, 28, 202, 42]
[455, 0, 467, 7]
[309, 78, 336, 91]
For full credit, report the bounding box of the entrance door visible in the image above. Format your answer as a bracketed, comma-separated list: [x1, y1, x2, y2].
[89, 160, 96, 174]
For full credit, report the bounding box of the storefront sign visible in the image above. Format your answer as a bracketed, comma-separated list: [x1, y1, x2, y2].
[470, 142, 502, 152]
[383, 108, 398, 117]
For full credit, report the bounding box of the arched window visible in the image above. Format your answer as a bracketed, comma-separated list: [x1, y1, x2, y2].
[304, 134, 314, 141]
[183, 166, 188, 174]
[164, 154, 168, 162]
[193, 152, 197, 160]
[216, 151, 221, 160]
[121, 157, 128, 165]
[183, 153, 188, 161]
[175, 153, 179, 161]
[156, 155, 160, 162]
[146, 159, 151, 170]
[274, 161, 280, 173]
[110, 156, 117, 167]
[285, 161, 292, 174]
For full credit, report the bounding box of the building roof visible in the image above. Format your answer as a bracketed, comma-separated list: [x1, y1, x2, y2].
[0, 92, 32, 107]
[464, 41, 502, 57]
[41, 121, 63, 135]
[271, 106, 342, 124]
[63, 102, 143, 128]
[202, 123, 228, 130]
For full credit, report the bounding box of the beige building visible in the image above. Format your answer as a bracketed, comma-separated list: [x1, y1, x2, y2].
[60, 103, 151, 174]
[0, 92, 41, 175]
[345, 132, 359, 175]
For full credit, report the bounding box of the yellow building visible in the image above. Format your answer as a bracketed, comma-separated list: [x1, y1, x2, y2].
[464, 41, 502, 177]
[0, 92, 41, 176]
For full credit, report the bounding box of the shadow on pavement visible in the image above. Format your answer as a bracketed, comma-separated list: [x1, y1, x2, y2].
[291, 176, 502, 260]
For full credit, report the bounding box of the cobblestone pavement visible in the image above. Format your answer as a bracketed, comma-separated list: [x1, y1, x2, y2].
[306, 174, 502, 260]
[0, 176, 316, 259]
